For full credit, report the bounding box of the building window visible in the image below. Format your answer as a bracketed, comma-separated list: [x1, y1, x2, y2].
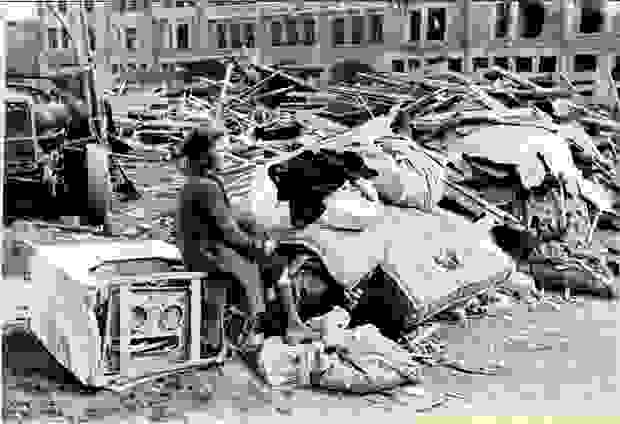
[369, 14, 383, 43]
[244, 23, 255, 48]
[127, 63, 137, 72]
[152, 0, 161, 5]
[176, 0, 191, 6]
[286, 18, 298, 45]
[515, 56, 533, 73]
[574, 54, 598, 72]
[579, 7, 604, 34]
[494, 56, 510, 70]
[520, 1, 545, 38]
[427, 8, 446, 41]
[61, 28, 70, 49]
[448, 58, 463, 72]
[332, 17, 345, 47]
[127, 0, 137, 11]
[126, 27, 137, 51]
[539, 56, 557, 73]
[473, 57, 489, 71]
[58, 0, 67, 14]
[216, 23, 227, 49]
[495, 2, 509, 38]
[271, 21, 283, 46]
[112, 64, 119, 74]
[409, 10, 421, 42]
[351, 15, 365, 45]
[408, 58, 421, 71]
[303, 18, 316, 45]
[88, 27, 96, 51]
[176, 23, 190, 50]
[159, 19, 169, 49]
[392, 59, 405, 73]
[230, 23, 242, 49]
[85, 0, 95, 12]
[140, 64, 148, 71]
[47, 28, 59, 49]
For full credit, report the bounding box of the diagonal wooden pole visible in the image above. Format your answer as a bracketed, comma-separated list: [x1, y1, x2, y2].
[1, 10, 7, 420]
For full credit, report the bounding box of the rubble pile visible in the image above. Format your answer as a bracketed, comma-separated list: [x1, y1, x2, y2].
[5, 58, 620, 420]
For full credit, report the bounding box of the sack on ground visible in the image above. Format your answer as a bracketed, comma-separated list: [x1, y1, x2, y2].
[312, 324, 422, 394]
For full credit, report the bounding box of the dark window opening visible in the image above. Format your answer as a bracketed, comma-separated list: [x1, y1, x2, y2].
[574, 54, 598, 72]
[230, 23, 242, 49]
[85, 0, 95, 12]
[58, 0, 67, 14]
[448, 58, 463, 72]
[392, 59, 405, 73]
[369, 14, 383, 43]
[539, 56, 557, 73]
[303, 18, 316, 45]
[126, 27, 137, 51]
[515, 56, 533, 73]
[352, 15, 365, 45]
[473, 57, 490, 71]
[244, 23, 255, 48]
[177, 23, 189, 50]
[61, 28, 70, 49]
[495, 2, 509, 38]
[580, 8, 604, 34]
[6, 102, 33, 139]
[409, 10, 421, 42]
[286, 18, 298, 45]
[520, 0, 545, 38]
[408, 58, 421, 71]
[427, 8, 446, 41]
[216, 23, 227, 49]
[494, 56, 510, 70]
[48, 28, 58, 49]
[271, 21, 283, 46]
[333, 18, 345, 47]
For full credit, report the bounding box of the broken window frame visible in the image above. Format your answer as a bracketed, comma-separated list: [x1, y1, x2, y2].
[244, 23, 256, 48]
[426, 7, 446, 42]
[369, 14, 384, 43]
[216, 23, 227, 49]
[47, 27, 59, 49]
[409, 9, 421, 42]
[332, 17, 346, 47]
[392, 59, 405, 73]
[448, 58, 463, 72]
[494, 56, 510, 70]
[286, 18, 298, 46]
[125, 27, 138, 51]
[473, 57, 490, 71]
[230, 22, 242, 49]
[271, 20, 283, 46]
[61, 27, 70, 49]
[574, 54, 598, 73]
[539, 56, 557, 73]
[351, 14, 365, 45]
[303, 18, 316, 45]
[515, 56, 534, 73]
[495, 1, 509, 39]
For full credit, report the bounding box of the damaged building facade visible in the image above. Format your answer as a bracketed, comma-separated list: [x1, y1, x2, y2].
[25, 0, 620, 96]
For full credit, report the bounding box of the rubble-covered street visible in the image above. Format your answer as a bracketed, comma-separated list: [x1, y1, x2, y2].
[4, 1, 620, 420]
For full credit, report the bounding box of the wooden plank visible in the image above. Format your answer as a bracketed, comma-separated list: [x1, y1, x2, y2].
[190, 278, 201, 361]
[118, 284, 130, 379]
